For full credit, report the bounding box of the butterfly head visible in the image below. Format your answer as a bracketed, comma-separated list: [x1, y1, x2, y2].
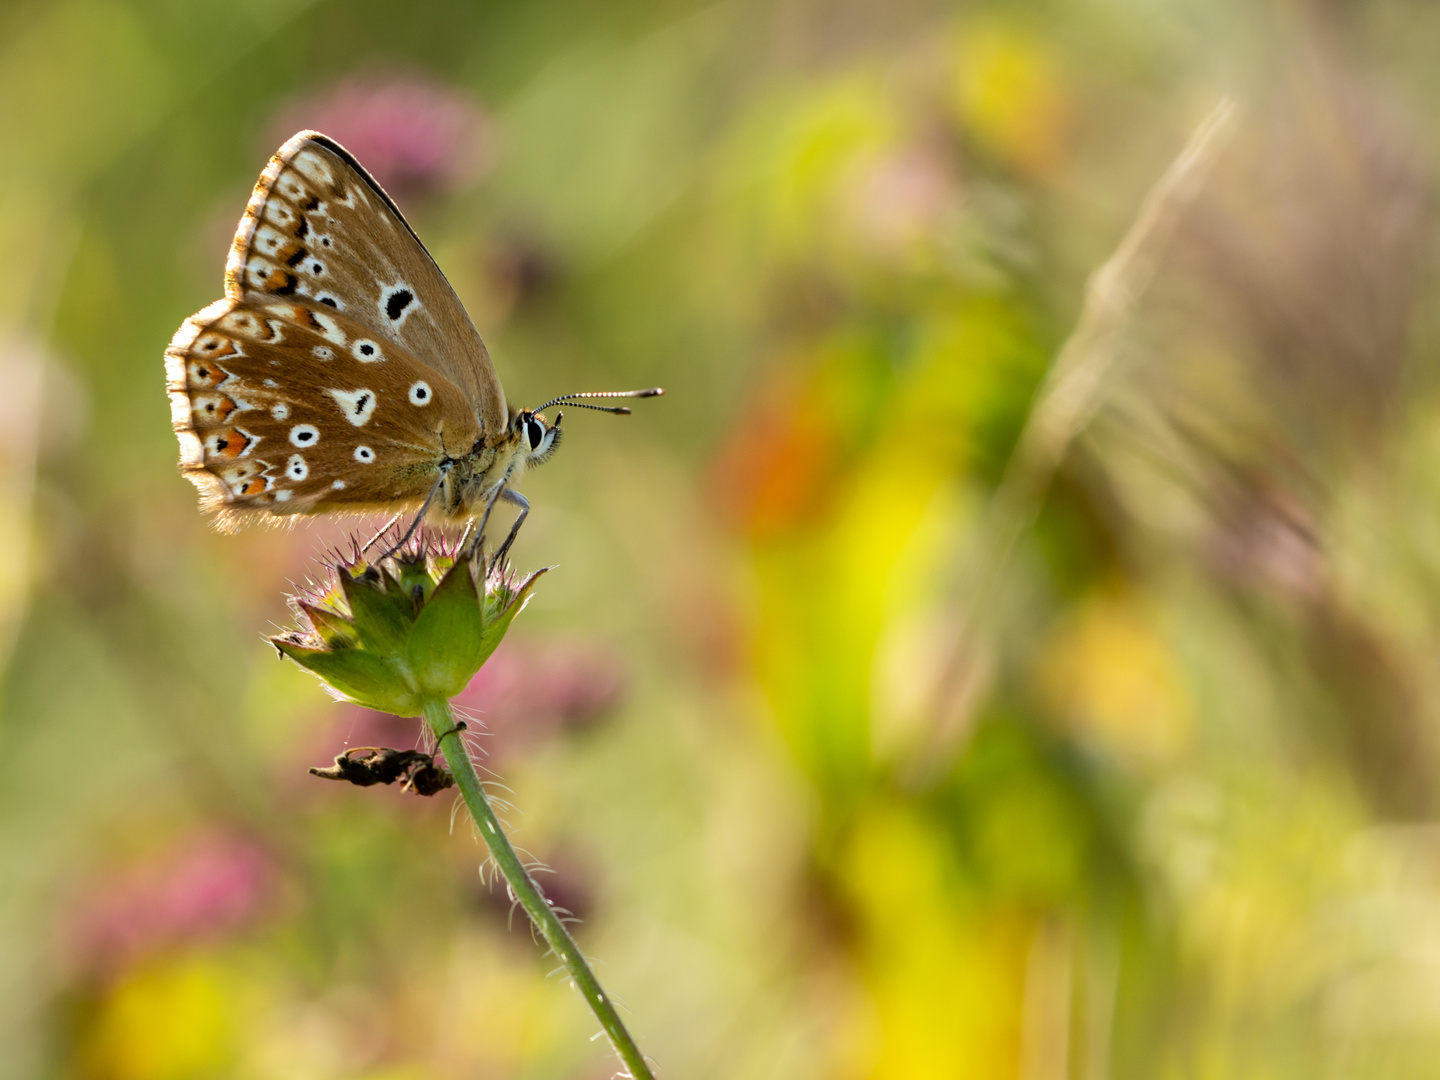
[515, 409, 562, 466]
[515, 387, 665, 471]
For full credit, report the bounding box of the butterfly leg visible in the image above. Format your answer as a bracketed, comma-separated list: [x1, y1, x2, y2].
[360, 513, 404, 556]
[373, 466, 451, 563]
[468, 480, 510, 561]
[490, 487, 531, 569]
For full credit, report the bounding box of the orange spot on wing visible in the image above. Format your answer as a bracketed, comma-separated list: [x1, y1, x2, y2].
[239, 477, 269, 497]
[187, 359, 226, 389]
[195, 395, 237, 424]
[211, 429, 252, 458]
[195, 334, 240, 361]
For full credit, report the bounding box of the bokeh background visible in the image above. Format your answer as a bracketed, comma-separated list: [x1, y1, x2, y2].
[3, 1, 1440, 1077]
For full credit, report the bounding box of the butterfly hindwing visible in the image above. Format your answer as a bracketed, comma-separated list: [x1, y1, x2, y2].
[225, 130, 509, 437]
[165, 294, 482, 526]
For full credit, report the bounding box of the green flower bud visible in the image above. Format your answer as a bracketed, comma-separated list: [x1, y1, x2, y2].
[272, 542, 547, 716]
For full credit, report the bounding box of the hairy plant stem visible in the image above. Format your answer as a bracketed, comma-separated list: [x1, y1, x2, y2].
[421, 698, 654, 1080]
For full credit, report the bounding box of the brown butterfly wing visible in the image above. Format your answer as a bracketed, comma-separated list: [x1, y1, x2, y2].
[165, 294, 481, 528]
[225, 130, 509, 436]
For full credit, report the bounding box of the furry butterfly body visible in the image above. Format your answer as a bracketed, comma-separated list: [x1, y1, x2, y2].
[165, 131, 654, 535]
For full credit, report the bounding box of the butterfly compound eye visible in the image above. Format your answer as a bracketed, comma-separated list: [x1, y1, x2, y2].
[525, 418, 545, 451]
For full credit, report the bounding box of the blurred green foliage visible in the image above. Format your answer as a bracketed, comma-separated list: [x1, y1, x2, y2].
[4, 1, 1440, 1078]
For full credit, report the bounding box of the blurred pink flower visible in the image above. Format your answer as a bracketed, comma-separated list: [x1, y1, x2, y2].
[317, 640, 625, 769]
[65, 828, 276, 979]
[454, 639, 626, 742]
[269, 74, 492, 201]
[846, 144, 959, 256]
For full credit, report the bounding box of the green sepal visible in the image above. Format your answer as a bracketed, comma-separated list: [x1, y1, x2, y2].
[390, 555, 438, 608]
[298, 601, 359, 649]
[273, 640, 421, 716]
[474, 568, 549, 671]
[406, 551, 488, 698]
[275, 547, 548, 720]
[339, 569, 414, 660]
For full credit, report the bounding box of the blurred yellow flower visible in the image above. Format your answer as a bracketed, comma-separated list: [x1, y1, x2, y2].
[78, 953, 243, 1080]
[840, 801, 1028, 1079]
[1039, 594, 1192, 766]
[953, 23, 1073, 178]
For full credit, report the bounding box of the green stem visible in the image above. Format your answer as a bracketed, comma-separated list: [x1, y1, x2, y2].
[422, 698, 655, 1080]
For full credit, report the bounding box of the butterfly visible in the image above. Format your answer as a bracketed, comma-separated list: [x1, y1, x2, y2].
[164, 129, 660, 559]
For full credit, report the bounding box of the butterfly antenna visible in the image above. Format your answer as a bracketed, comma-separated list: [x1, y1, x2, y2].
[557, 401, 634, 415]
[532, 388, 664, 415]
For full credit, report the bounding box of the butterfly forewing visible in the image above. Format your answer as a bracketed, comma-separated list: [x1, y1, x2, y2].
[165, 294, 481, 527]
[225, 131, 508, 435]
